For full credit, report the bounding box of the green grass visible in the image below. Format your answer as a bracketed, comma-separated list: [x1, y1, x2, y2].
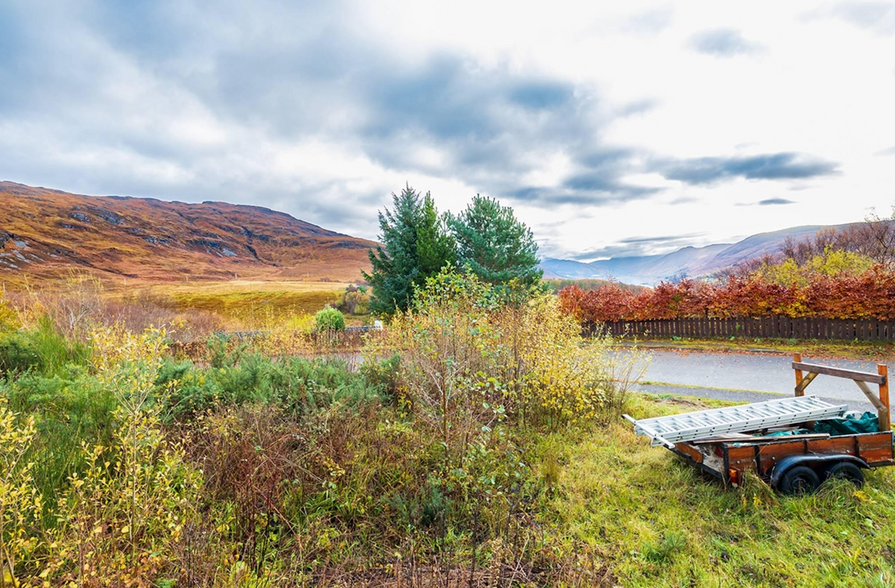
[534, 393, 895, 587]
[630, 336, 895, 362]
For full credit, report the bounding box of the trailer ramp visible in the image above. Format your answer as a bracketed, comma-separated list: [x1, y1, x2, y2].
[624, 395, 847, 448]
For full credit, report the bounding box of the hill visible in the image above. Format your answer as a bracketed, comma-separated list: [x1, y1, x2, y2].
[0, 182, 376, 287]
[540, 225, 843, 285]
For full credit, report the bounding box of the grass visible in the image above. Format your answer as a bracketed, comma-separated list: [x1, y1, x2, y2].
[535, 393, 895, 587]
[629, 336, 895, 362]
[112, 280, 355, 329]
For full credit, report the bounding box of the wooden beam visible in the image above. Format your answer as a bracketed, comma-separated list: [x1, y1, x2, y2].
[794, 353, 803, 397]
[691, 433, 831, 445]
[792, 362, 887, 385]
[880, 364, 891, 431]
[855, 380, 889, 413]
[794, 371, 818, 396]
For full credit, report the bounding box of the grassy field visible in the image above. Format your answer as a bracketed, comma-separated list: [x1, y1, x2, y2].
[97, 279, 366, 332]
[144, 280, 348, 321]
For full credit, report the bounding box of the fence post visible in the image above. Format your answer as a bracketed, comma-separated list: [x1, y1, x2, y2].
[794, 353, 804, 397]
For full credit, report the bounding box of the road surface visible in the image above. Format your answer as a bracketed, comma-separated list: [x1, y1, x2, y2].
[633, 349, 888, 413]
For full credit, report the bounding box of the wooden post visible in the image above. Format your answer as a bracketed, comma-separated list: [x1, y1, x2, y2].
[879, 364, 890, 431]
[794, 353, 804, 397]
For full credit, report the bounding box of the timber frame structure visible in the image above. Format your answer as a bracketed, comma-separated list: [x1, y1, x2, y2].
[792, 352, 890, 431]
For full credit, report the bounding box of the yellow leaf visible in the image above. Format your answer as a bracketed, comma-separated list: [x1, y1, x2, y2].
[3, 569, 19, 587]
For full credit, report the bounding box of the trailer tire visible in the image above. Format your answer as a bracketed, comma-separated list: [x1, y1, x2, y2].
[779, 465, 820, 495]
[824, 462, 865, 487]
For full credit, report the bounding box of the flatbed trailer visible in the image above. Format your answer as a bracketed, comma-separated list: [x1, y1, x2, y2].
[625, 354, 895, 494]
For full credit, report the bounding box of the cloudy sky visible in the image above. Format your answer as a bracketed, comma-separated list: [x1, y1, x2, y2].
[1, 1, 894, 260]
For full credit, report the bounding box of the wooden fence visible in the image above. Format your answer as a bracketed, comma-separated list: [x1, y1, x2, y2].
[587, 317, 895, 341]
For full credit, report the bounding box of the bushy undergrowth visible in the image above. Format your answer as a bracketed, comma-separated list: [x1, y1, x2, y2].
[372, 269, 643, 433]
[158, 351, 378, 419]
[0, 275, 649, 586]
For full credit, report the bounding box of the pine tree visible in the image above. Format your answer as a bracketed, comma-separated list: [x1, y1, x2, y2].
[448, 195, 542, 285]
[364, 185, 455, 314]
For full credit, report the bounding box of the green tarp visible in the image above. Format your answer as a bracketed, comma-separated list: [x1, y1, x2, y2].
[813, 412, 879, 436]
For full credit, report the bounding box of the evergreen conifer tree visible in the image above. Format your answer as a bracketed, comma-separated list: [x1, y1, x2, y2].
[364, 185, 455, 314]
[448, 195, 542, 285]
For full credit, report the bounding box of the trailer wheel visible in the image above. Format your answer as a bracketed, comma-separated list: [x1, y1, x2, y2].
[824, 462, 865, 487]
[779, 465, 820, 495]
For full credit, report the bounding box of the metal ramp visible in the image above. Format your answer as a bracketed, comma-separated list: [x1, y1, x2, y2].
[624, 395, 847, 448]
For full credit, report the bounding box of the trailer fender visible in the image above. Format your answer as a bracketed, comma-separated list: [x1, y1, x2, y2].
[770, 454, 869, 488]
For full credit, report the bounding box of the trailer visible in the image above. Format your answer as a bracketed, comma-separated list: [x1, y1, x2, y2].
[624, 354, 895, 494]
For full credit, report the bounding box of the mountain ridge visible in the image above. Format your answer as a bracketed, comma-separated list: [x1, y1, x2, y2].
[541, 224, 848, 285]
[0, 181, 376, 286]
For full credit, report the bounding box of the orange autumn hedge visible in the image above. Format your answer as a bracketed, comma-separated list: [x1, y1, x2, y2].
[558, 267, 895, 322]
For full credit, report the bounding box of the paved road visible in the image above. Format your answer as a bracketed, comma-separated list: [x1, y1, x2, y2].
[632, 349, 888, 413]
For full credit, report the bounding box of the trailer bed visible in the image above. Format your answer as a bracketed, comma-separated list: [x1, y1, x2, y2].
[673, 430, 895, 487]
[624, 355, 895, 493]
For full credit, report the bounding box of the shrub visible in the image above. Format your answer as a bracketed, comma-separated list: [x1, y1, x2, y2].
[339, 285, 370, 315]
[0, 299, 20, 333]
[0, 317, 90, 377]
[0, 332, 40, 376]
[157, 353, 382, 419]
[17, 272, 105, 339]
[360, 353, 401, 399]
[369, 268, 638, 463]
[2, 371, 117, 507]
[41, 325, 202, 586]
[0, 399, 42, 585]
[315, 307, 346, 332]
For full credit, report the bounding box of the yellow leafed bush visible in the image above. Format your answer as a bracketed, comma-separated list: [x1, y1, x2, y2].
[0, 399, 42, 587]
[513, 294, 615, 422]
[39, 324, 203, 586]
[0, 299, 20, 333]
[370, 269, 647, 444]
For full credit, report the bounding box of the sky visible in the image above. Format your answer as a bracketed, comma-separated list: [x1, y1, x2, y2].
[1, 0, 894, 261]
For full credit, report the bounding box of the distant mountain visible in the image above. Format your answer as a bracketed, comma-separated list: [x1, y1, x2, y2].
[0, 182, 377, 286]
[541, 224, 843, 285]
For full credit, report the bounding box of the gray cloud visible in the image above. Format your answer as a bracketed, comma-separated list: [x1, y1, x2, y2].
[2, 0, 671, 223]
[655, 153, 839, 185]
[688, 28, 762, 57]
[735, 197, 796, 206]
[876, 145, 895, 156]
[569, 233, 705, 261]
[615, 99, 658, 117]
[622, 6, 675, 34]
[828, 2, 895, 35]
[0, 0, 862, 260]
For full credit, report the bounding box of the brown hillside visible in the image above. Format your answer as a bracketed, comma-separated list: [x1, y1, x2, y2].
[0, 182, 376, 287]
